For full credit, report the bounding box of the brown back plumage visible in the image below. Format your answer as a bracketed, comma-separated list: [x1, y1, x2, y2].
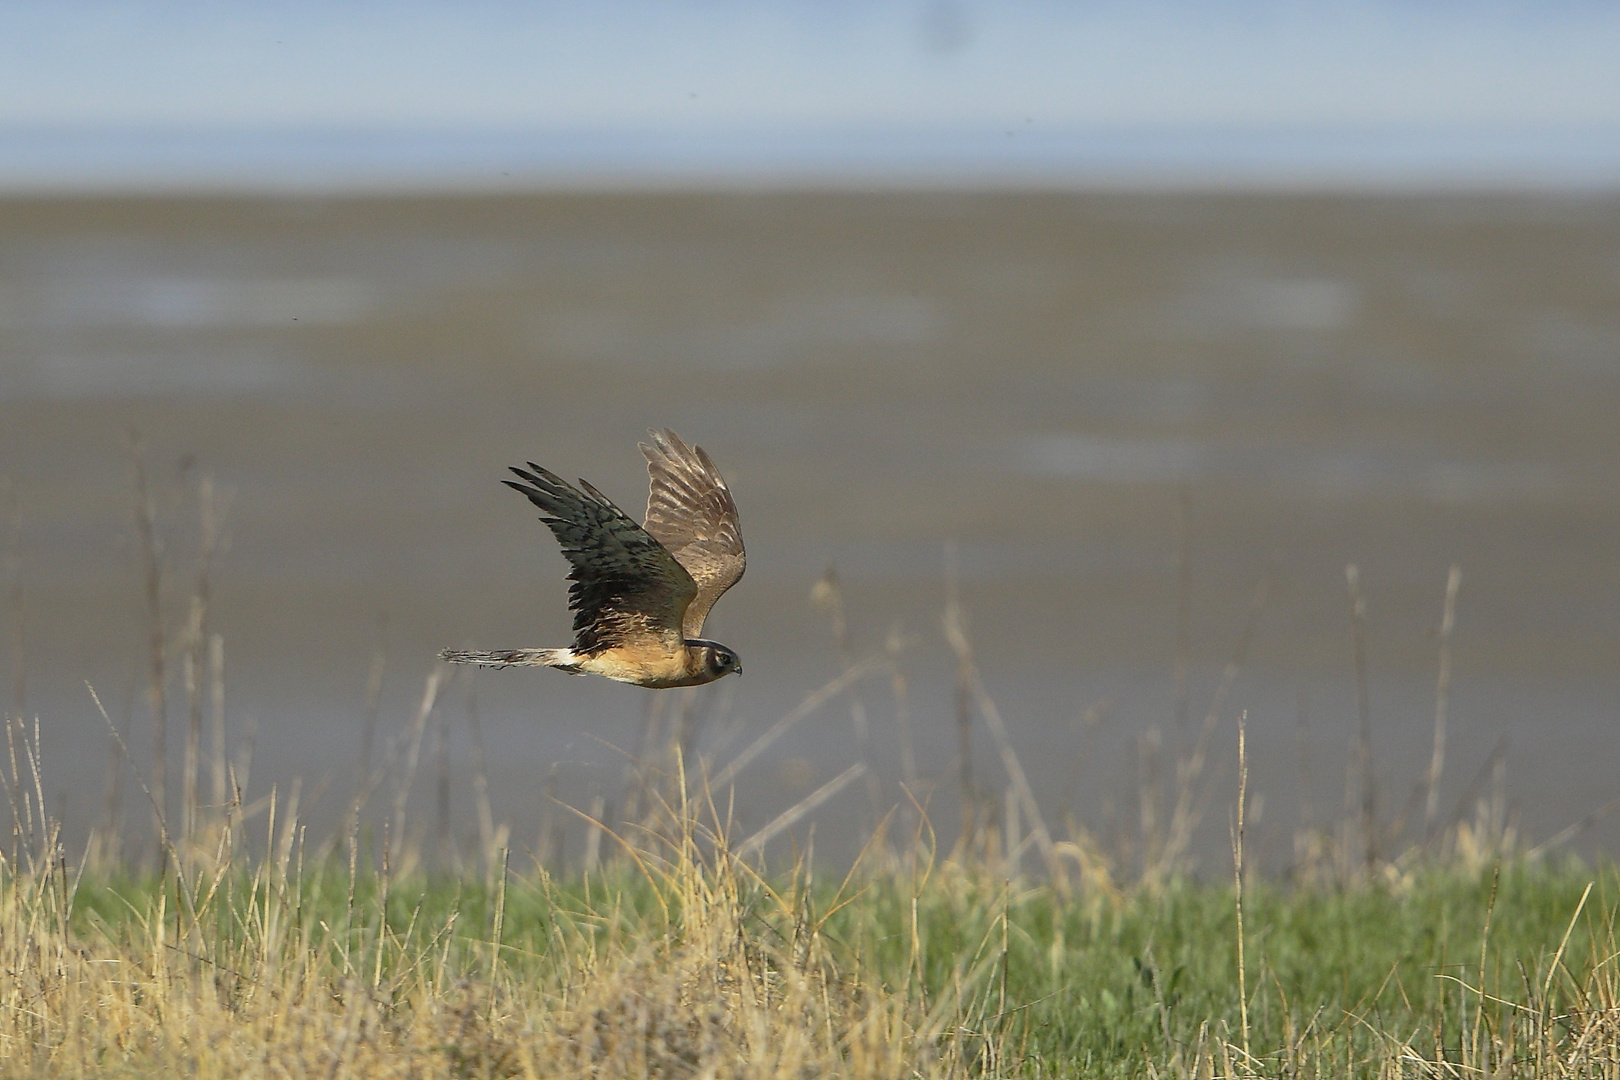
[640, 429, 746, 638]
[503, 464, 697, 657]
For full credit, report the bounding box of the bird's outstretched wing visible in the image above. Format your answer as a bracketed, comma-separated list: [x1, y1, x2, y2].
[505, 464, 698, 656]
[640, 429, 746, 639]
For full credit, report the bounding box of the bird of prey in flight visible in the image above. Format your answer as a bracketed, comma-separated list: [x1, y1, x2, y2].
[440, 430, 746, 688]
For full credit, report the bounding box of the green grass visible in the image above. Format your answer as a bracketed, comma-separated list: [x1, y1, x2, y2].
[19, 813, 1617, 1078]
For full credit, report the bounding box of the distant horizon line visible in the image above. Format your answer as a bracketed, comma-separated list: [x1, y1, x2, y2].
[4, 122, 1619, 194]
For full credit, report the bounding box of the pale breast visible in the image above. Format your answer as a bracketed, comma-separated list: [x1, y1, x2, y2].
[578, 645, 714, 688]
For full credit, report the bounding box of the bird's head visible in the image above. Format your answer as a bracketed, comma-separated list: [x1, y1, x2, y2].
[690, 639, 743, 679]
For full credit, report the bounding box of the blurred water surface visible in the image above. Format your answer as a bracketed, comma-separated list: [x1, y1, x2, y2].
[2, 191, 1618, 869]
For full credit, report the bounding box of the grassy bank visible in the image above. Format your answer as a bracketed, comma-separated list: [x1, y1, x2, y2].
[3, 742, 1617, 1078]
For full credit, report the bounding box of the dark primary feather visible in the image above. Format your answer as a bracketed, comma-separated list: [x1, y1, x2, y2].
[640, 429, 746, 638]
[504, 464, 697, 656]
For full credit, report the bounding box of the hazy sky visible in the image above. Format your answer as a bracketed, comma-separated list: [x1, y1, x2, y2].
[3, 3, 1618, 186]
[4, 2, 1618, 129]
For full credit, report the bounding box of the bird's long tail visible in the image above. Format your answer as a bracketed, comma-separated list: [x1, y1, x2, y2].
[438, 647, 584, 672]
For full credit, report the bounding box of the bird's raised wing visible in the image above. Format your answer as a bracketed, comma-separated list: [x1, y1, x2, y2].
[640, 429, 746, 639]
[505, 464, 697, 656]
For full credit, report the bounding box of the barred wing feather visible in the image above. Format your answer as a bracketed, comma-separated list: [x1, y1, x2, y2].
[639, 429, 746, 639]
[504, 464, 697, 656]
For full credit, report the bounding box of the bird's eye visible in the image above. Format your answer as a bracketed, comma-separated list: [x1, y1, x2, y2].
[718, 652, 734, 666]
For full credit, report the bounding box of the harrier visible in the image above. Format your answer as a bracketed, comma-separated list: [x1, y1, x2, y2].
[440, 430, 745, 688]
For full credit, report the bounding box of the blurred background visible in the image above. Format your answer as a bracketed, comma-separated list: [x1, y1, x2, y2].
[2, 2, 1619, 873]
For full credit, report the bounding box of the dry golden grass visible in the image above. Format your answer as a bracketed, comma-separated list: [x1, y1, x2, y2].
[7, 704, 1620, 1078]
[0, 713, 995, 1079]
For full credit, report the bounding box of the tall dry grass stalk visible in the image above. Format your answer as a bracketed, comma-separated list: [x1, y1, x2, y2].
[2, 477, 23, 720]
[358, 618, 388, 782]
[1172, 484, 1193, 732]
[1345, 563, 1376, 873]
[1142, 575, 1266, 889]
[128, 433, 168, 868]
[1425, 563, 1462, 837]
[180, 474, 225, 848]
[208, 633, 227, 811]
[1232, 711, 1249, 1063]
[942, 602, 1067, 893]
[813, 565, 887, 830]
